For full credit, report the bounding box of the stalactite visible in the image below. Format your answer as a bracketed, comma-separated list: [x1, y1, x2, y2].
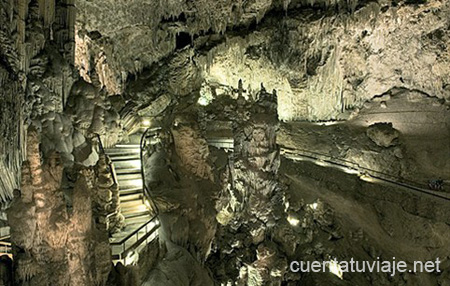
[38, 0, 55, 28]
[283, 0, 291, 11]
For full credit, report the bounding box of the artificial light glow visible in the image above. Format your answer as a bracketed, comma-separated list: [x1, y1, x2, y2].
[124, 179, 143, 188]
[359, 174, 375, 183]
[327, 260, 344, 280]
[343, 167, 360, 175]
[287, 215, 300, 226]
[147, 221, 157, 229]
[314, 121, 339, 126]
[124, 251, 139, 266]
[137, 204, 147, 212]
[309, 203, 318, 210]
[115, 144, 140, 149]
[315, 160, 329, 167]
[284, 201, 290, 212]
[142, 119, 151, 127]
[198, 97, 210, 106]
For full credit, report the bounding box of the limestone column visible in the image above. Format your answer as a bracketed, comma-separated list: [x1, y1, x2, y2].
[232, 89, 280, 238]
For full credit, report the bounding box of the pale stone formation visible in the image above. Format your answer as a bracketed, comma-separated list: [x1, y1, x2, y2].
[232, 89, 280, 226]
[209, 88, 290, 285]
[65, 81, 123, 149]
[0, 3, 27, 202]
[0, 0, 76, 202]
[171, 116, 214, 181]
[74, 0, 277, 94]
[199, 0, 450, 121]
[7, 129, 111, 285]
[92, 154, 125, 234]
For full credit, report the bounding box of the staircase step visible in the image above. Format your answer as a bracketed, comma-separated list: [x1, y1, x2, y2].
[122, 202, 148, 212]
[120, 193, 143, 202]
[115, 168, 141, 175]
[125, 215, 153, 225]
[123, 208, 150, 218]
[109, 154, 141, 161]
[114, 144, 140, 148]
[121, 199, 143, 209]
[113, 159, 141, 170]
[118, 183, 142, 191]
[118, 181, 143, 191]
[105, 146, 141, 155]
[119, 187, 142, 195]
[116, 173, 142, 181]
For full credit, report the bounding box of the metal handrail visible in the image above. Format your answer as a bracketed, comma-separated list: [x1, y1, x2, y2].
[0, 236, 12, 257]
[206, 137, 450, 201]
[111, 216, 160, 262]
[282, 148, 450, 201]
[110, 216, 159, 246]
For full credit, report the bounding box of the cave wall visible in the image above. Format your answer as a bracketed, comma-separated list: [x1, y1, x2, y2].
[7, 129, 111, 285]
[0, 0, 76, 202]
[201, 0, 450, 121]
[73, 0, 449, 122]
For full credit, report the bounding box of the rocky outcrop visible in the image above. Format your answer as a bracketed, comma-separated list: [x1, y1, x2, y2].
[200, 0, 450, 121]
[0, 0, 76, 201]
[0, 3, 27, 202]
[92, 154, 124, 234]
[66, 81, 123, 149]
[74, 0, 278, 94]
[7, 129, 111, 285]
[366, 122, 399, 148]
[208, 88, 291, 285]
[171, 115, 214, 181]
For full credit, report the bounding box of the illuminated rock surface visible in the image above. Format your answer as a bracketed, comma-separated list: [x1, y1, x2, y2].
[0, 0, 449, 285]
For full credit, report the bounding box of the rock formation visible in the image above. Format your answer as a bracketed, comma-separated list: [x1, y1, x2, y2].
[7, 129, 111, 285]
[0, 0, 449, 285]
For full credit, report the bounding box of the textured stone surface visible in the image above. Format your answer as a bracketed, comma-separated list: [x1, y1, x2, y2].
[366, 122, 399, 147]
[201, 0, 450, 120]
[1, 0, 449, 285]
[7, 129, 111, 285]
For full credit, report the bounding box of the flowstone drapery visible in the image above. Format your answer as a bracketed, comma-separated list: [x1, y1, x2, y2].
[7, 129, 111, 285]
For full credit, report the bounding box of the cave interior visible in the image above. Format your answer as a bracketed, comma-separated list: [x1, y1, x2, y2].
[0, 0, 449, 285]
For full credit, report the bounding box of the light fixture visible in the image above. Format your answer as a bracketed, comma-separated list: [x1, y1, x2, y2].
[142, 119, 151, 127]
[359, 174, 375, 183]
[197, 97, 210, 106]
[124, 251, 139, 266]
[315, 160, 329, 167]
[309, 203, 318, 210]
[287, 215, 300, 226]
[343, 167, 360, 175]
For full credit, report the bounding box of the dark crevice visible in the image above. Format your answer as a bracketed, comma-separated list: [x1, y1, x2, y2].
[162, 12, 187, 24]
[176, 32, 192, 50]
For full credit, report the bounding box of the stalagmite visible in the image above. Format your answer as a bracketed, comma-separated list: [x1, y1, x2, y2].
[1, 0, 449, 285]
